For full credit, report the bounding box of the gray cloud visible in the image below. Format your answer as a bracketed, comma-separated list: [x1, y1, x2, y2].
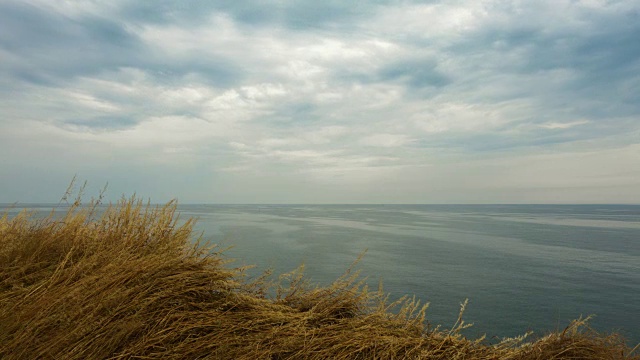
[64, 115, 139, 131]
[0, 2, 142, 84]
[439, 1, 640, 118]
[378, 58, 450, 90]
[0, 1, 244, 90]
[118, 0, 388, 30]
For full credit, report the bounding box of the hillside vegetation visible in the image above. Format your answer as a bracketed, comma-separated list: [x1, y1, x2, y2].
[1, 195, 637, 359]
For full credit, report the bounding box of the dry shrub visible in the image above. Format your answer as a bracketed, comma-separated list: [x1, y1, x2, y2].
[1, 196, 637, 359]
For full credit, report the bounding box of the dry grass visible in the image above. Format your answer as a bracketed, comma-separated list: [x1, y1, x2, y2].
[1, 195, 637, 359]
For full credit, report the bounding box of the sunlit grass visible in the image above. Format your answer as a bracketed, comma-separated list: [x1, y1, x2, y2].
[1, 191, 637, 359]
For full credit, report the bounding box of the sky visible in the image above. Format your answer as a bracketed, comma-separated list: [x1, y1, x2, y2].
[1, 0, 639, 204]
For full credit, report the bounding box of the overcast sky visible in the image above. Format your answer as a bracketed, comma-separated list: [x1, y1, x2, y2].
[1, 0, 639, 204]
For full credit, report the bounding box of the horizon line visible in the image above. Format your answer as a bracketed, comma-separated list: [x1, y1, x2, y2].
[3, 202, 640, 207]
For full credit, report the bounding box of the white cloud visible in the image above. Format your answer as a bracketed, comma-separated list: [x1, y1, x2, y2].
[539, 120, 590, 130]
[359, 133, 414, 148]
[411, 101, 518, 134]
[372, 3, 488, 38]
[305, 125, 349, 144]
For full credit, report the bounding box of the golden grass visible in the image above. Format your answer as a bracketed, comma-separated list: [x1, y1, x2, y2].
[1, 196, 637, 359]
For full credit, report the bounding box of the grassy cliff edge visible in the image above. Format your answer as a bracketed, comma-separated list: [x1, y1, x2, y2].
[1, 197, 637, 359]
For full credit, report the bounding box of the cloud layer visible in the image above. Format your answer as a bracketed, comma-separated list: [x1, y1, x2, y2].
[1, 0, 639, 203]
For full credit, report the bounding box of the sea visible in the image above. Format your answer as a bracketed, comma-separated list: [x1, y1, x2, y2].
[3, 203, 639, 345]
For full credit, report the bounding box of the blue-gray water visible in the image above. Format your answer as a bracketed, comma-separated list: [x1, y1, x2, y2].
[3, 203, 639, 345]
[180, 204, 640, 344]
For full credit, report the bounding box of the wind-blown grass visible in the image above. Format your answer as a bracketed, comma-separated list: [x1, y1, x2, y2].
[1, 196, 637, 359]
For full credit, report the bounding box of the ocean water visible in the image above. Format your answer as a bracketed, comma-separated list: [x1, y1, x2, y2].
[179, 204, 640, 344]
[3, 203, 639, 345]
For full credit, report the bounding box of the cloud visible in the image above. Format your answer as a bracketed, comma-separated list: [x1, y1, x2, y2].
[1, 0, 639, 203]
[0, 2, 144, 85]
[539, 120, 590, 130]
[360, 134, 414, 148]
[118, 0, 383, 30]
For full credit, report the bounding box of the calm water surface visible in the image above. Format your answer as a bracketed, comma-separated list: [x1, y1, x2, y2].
[180, 204, 640, 344]
[4, 204, 639, 344]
